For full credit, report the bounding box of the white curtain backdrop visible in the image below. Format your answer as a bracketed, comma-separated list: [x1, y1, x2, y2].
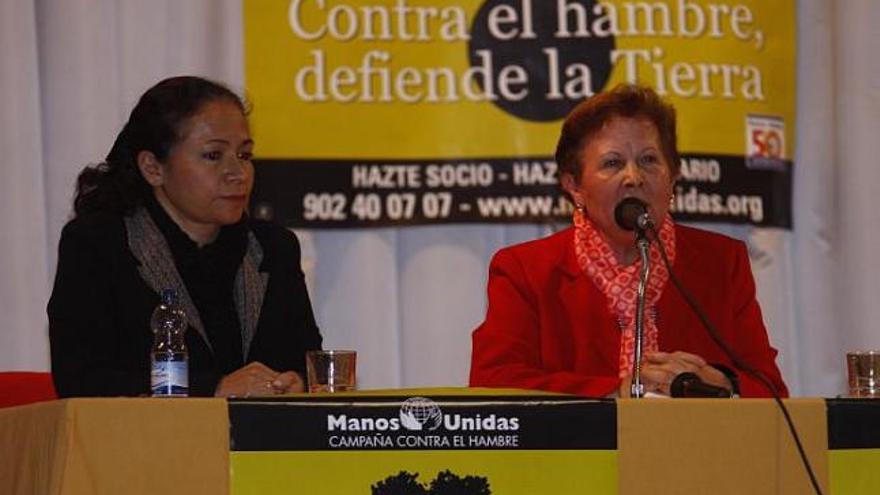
[1, 0, 876, 397]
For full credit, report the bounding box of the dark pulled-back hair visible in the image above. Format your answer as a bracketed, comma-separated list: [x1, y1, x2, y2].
[73, 76, 246, 216]
[555, 84, 679, 181]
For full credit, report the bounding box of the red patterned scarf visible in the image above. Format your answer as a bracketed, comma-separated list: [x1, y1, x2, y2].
[572, 208, 676, 374]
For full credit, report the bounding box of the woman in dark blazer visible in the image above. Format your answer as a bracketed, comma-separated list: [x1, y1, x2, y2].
[470, 85, 787, 398]
[49, 76, 322, 398]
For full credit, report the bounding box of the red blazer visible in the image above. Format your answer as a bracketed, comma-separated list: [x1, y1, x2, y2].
[469, 225, 788, 398]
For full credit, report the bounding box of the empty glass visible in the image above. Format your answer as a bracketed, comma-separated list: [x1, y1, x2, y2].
[306, 350, 356, 393]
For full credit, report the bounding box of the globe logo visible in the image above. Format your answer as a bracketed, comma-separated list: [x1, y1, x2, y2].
[399, 397, 443, 431]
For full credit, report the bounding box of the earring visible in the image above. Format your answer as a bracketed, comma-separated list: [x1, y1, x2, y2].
[668, 194, 675, 208]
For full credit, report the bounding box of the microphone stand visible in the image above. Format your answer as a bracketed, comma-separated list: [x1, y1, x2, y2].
[630, 229, 651, 398]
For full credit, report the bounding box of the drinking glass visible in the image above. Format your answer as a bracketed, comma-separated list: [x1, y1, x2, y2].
[847, 351, 880, 398]
[306, 350, 356, 393]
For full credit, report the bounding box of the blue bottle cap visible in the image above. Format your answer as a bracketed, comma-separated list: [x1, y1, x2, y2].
[160, 289, 178, 305]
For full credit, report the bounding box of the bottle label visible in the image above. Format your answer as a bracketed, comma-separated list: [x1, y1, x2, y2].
[151, 360, 189, 397]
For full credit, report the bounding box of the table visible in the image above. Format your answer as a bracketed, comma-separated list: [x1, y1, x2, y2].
[1, 391, 878, 494]
[0, 398, 228, 495]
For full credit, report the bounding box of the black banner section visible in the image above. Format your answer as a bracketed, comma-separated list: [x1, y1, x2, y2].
[250, 154, 792, 228]
[229, 395, 616, 452]
[826, 398, 880, 450]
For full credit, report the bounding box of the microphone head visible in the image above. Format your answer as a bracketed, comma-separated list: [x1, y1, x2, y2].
[670, 372, 732, 398]
[614, 197, 649, 231]
[670, 372, 700, 397]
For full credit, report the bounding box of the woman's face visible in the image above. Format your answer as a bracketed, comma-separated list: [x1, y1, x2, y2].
[144, 99, 254, 244]
[562, 116, 674, 250]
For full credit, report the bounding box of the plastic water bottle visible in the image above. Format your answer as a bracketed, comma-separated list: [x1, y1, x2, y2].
[150, 289, 189, 397]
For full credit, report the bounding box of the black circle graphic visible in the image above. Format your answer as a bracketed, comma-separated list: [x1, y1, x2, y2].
[468, 0, 615, 122]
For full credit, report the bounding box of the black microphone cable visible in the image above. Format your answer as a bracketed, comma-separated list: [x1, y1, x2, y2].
[647, 225, 824, 495]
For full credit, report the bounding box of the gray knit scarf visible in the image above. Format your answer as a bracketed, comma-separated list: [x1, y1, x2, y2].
[124, 206, 268, 360]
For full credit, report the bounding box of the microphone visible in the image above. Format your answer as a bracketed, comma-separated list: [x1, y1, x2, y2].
[614, 197, 654, 231]
[670, 372, 732, 398]
[620, 197, 654, 398]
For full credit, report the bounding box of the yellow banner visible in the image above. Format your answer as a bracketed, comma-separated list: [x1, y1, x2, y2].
[231, 450, 616, 494]
[829, 449, 880, 494]
[244, 0, 794, 159]
[244, 0, 795, 228]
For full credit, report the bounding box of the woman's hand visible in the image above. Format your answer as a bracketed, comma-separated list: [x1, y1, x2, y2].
[214, 361, 306, 398]
[619, 351, 732, 396]
[269, 371, 306, 394]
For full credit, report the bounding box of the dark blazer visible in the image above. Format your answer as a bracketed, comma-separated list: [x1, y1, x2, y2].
[48, 212, 322, 397]
[469, 225, 788, 398]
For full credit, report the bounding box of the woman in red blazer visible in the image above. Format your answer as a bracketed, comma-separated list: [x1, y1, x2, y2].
[469, 85, 787, 398]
